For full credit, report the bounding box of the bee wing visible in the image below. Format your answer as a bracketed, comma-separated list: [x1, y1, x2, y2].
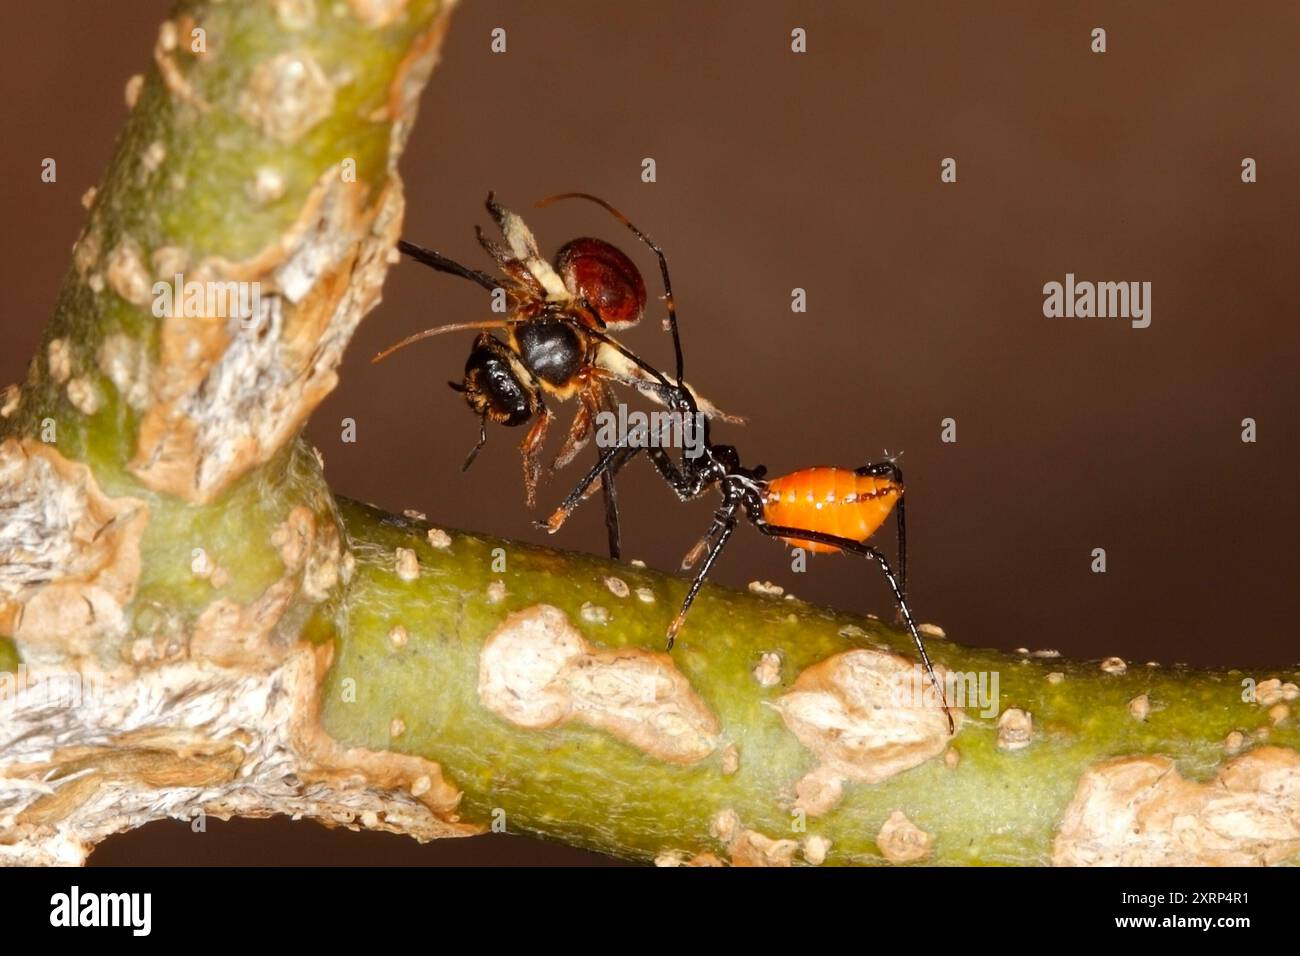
[485, 193, 570, 302]
[592, 341, 745, 424]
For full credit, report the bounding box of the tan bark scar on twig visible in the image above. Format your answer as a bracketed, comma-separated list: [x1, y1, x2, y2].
[152, 19, 210, 112]
[655, 809, 829, 868]
[1053, 747, 1300, 866]
[772, 649, 960, 817]
[292, 643, 471, 831]
[191, 505, 341, 668]
[129, 168, 403, 503]
[347, 0, 409, 29]
[477, 604, 720, 764]
[877, 809, 933, 863]
[0, 438, 148, 654]
[239, 51, 335, 144]
[125, 6, 457, 504]
[1, 489, 461, 864]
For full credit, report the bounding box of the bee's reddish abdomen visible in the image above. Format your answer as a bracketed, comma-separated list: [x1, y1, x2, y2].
[555, 237, 646, 329]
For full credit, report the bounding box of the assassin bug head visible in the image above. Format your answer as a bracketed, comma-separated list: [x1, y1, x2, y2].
[554, 238, 647, 330]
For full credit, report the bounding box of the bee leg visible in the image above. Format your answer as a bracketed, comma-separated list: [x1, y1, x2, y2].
[461, 416, 489, 471]
[518, 407, 553, 508]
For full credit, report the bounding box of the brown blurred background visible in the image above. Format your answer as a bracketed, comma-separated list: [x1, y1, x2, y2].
[2, 1, 1297, 865]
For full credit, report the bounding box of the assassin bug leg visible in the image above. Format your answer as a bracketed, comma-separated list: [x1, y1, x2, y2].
[600, 463, 621, 560]
[540, 417, 698, 535]
[753, 522, 954, 734]
[856, 458, 907, 602]
[666, 502, 740, 650]
[521, 202, 946, 731]
[541, 429, 649, 534]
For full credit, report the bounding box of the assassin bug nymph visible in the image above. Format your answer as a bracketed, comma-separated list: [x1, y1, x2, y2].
[372, 193, 738, 559]
[537, 252, 955, 733]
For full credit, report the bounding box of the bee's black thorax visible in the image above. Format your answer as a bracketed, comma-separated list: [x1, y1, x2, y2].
[512, 318, 585, 388]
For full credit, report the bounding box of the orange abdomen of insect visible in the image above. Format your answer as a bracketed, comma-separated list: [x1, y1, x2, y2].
[763, 468, 901, 553]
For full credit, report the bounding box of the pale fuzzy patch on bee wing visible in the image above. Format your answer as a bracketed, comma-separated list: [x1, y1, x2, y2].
[487, 197, 570, 301]
[593, 342, 745, 424]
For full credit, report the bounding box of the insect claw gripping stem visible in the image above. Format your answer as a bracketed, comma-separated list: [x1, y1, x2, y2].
[664, 613, 685, 651]
[758, 523, 954, 734]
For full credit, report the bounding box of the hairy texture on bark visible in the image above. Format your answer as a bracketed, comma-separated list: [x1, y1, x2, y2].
[1, 0, 1299, 869]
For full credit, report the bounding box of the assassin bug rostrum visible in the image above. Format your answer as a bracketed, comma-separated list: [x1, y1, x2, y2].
[534, 199, 956, 733]
[371, 193, 738, 559]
